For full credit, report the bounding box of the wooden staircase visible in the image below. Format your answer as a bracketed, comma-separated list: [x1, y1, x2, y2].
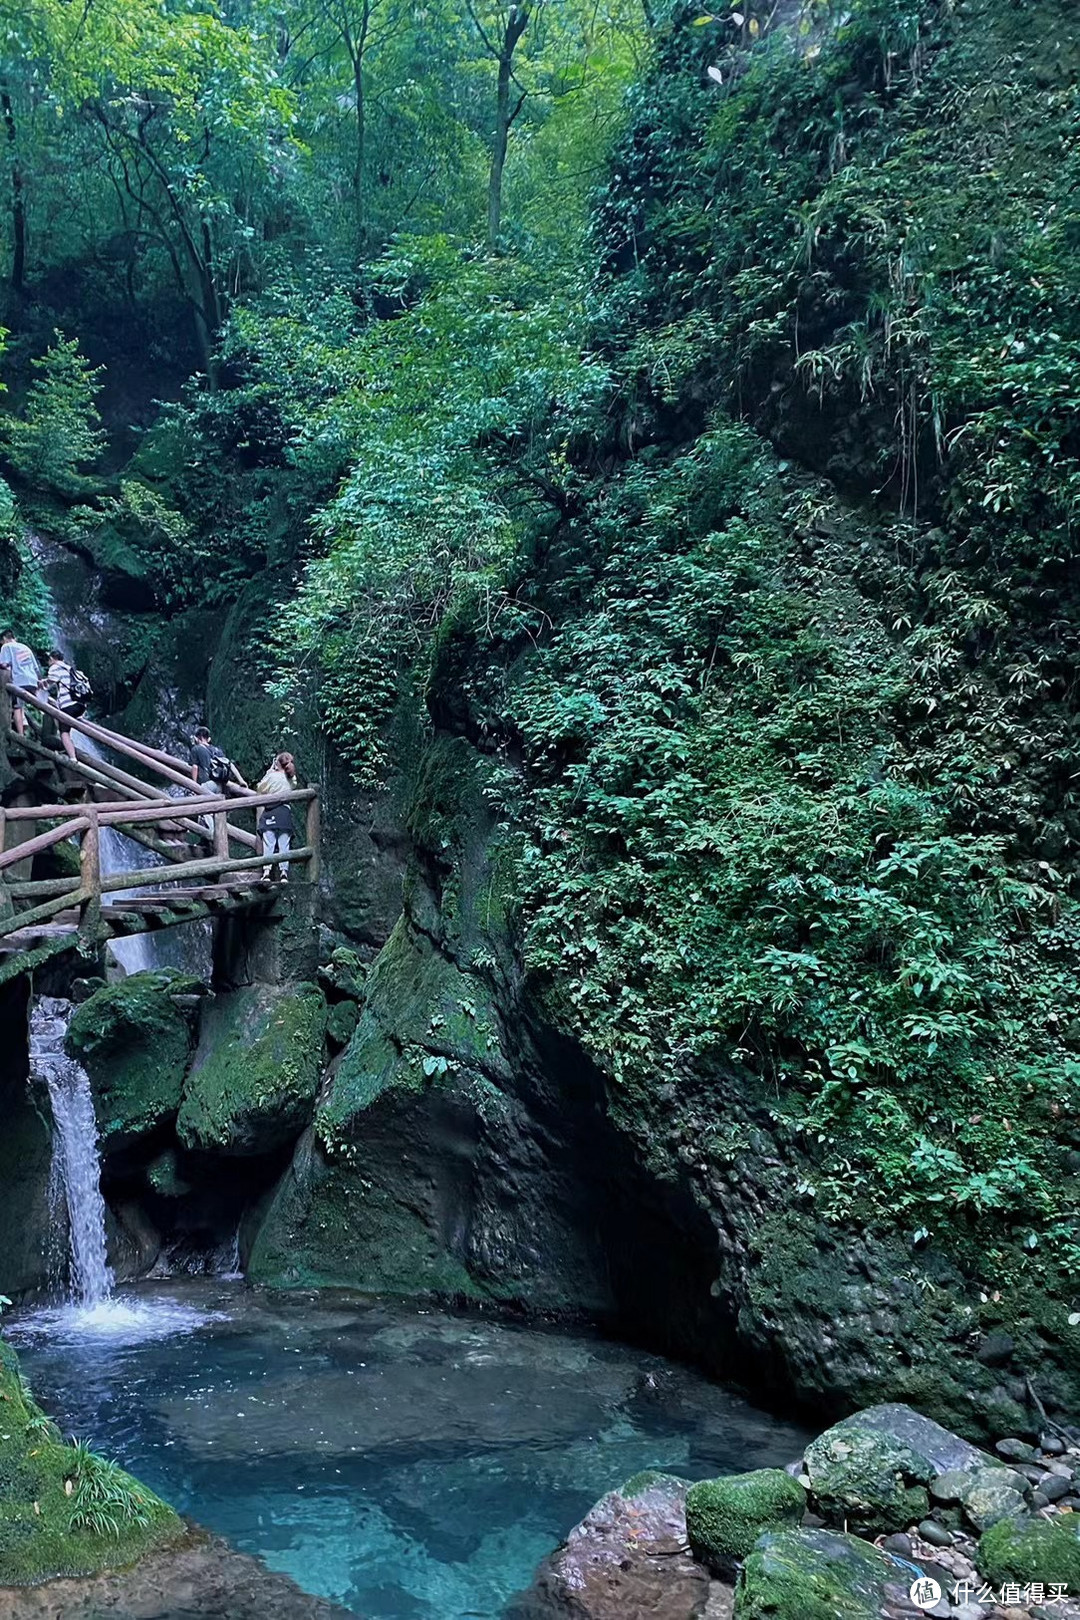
[0, 688, 319, 968]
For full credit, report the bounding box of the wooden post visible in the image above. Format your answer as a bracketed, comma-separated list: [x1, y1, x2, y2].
[305, 793, 321, 886]
[80, 809, 101, 938]
[213, 810, 229, 861]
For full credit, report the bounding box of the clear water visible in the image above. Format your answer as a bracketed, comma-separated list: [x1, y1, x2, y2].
[9, 1281, 810, 1620]
[29, 998, 114, 1307]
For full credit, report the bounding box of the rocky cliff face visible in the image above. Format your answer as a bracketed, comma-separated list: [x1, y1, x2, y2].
[6, 0, 1080, 1443]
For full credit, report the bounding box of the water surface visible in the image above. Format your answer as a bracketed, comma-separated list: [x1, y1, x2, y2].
[10, 1282, 808, 1619]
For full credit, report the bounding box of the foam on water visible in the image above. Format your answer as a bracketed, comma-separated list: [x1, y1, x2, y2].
[12, 1295, 217, 1345]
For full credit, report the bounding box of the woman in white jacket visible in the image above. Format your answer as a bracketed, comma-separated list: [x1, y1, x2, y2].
[257, 751, 299, 880]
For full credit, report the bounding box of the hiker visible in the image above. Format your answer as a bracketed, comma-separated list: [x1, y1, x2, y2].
[190, 725, 243, 836]
[0, 629, 43, 737]
[45, 650, 85, 762]
[256, 751, 298, 881]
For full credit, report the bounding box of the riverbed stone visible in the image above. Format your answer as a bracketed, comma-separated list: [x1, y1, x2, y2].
[686, 1470, 806, 1575]
[804, 1403, 998, 1534]
[962, 1472, 1028, 1531]
[734, 1526, 928, 1620]
[177, 982, 326, 1155]
[976, 1510, 1080, 1590]
[510, 1471, 711, 1618]
[65, 970, 199, 1152]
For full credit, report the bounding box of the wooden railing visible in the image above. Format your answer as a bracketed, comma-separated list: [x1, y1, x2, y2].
[0, 687, 320, 949]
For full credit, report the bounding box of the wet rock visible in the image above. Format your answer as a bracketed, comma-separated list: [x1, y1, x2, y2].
[995, 1438, 1035, 1463]
[1040, 1434, 1067, 1456]
[0, 1529, 351, 1618]
[65, 970, 199, 1152]
[804, 1404, 997, 1534]
[736, 1526, 939, 1620]
[178, 982, 327, 1155]
[881, 1533, 913, 1559]
[685, 1469, 805, 1576]
[1042, 1475, 1073, 1503]
[976, 1511, 1080, 1591]
[917, 1518, 953, 1548]
[511, 1471, 711, 1619]
[962, 1474, 1028, 1532]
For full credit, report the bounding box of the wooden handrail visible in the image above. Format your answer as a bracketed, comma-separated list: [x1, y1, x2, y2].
[16, 689, 256, 800]
[0, 817, 90, 874]
[0, 787, 314, 823]
[98, 845, 314, 893]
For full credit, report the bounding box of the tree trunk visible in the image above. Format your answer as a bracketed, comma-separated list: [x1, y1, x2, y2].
[1, 83, 26, 293]
[487, 6, 530, 248]
[353, 47, 366, 258]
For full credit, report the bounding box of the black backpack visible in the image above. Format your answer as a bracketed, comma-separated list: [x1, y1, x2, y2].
[68, 667, 93, 704]
[208, 747, 232, 785]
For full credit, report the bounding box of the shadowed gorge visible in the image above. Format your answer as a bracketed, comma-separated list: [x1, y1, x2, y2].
[1, 0, 1080, 1615]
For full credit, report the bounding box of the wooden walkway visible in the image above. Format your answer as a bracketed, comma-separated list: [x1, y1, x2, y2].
[0, 688, 319, 960]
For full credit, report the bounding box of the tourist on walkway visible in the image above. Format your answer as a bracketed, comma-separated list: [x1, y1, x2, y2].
[0, 629, 43, 737]
[45, 650, 82, 762]
[257, 752, 298, 882]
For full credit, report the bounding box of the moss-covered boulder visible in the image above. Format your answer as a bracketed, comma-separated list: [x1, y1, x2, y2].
[65, 972, 199, 1152]
[177, 983, 326, 1156]
[976, 1511, 1080, 1591]
[0, 1338, 182, 1583]
[804, 1403, 1000, 1534]
[686, 1469, 806, 1575]
[736, 1527, 918, 1620]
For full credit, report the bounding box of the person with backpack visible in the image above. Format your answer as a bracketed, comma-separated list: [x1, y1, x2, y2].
[0, 629, 44, 737]
[45, 649, 91, 762]
[190, 726, 244, 836]
[256, 751, 299, 881]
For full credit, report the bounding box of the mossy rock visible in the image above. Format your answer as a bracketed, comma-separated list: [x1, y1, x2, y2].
[977, 1512, 1080, 1591]
[0, 1337, 181, 1583]
[177, 983, 326, 1156]
[686, 1469, 806, 1575]
[326, 999, 360, 1050]
[804, 1403, 999, 1534]
[736, 1527, 911, 1620]
[65, 971, 200, 1152]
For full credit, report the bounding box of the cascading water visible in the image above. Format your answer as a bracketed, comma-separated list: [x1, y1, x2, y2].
[29, 997, 113, 1309]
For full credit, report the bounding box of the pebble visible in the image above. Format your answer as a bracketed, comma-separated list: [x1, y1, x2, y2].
[1017, 1463, 1046, 1485]
[1044, 1459, 1074, 1478]
[949, 1605, 986, 1620]
[1032, 1488, 1050, 1508]
[995, 1438, 1035, 1462]
[917, 1518, 954, 1548]
[1040, 1434, 1066, 1455]
[881, 1532, 913, 1559]
[1040, 1473, 1072, 1502]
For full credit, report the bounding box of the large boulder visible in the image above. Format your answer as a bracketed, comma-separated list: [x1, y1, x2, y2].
[804, 1403, 1001, 1534]
[976, 1511, 1080, 1591]
[65, 971, 199, 1152]
[686, 1469, 806, 1576]
[736, 1527, 936, 1620]
[177, 983, 326, 1156]
[510, 1472, 712, 1619]
[0, 1338, 182, 1583]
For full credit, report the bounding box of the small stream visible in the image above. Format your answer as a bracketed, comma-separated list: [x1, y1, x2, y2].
[9, 1282, 810, 1620]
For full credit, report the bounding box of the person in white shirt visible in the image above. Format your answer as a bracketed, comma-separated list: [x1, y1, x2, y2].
[46, 650, 81, 761]
[0, 629, 43, 737]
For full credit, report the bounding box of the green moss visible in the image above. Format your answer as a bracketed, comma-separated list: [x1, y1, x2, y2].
[326, 999, 360, 1049]
[977, 1513, 1080, 1592]
[687, 1470, 806, 1573]
[65, 971, 199, 1151]
[177, 983, 326, 1155]
[0, 1338, 181, 1584]
[736, 1528, 903, 1620]
[318, 916, 507, 1148]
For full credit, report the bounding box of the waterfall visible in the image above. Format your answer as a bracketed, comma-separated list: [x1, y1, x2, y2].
[30, 997, 113, 1308]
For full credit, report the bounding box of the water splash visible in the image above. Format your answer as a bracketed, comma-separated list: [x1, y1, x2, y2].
[30, 997, 113, 1309]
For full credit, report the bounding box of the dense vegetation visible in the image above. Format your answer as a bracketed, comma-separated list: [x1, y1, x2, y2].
[3, 0, 1080, 1402]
